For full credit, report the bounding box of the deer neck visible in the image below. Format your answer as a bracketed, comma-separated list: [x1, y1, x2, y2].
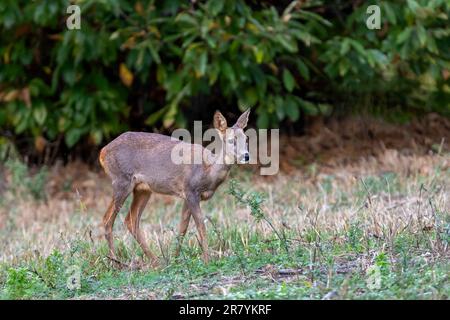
[205, 150, 231, 185]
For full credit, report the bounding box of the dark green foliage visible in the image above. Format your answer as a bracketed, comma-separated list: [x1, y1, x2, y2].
[0, 0, 449, 151]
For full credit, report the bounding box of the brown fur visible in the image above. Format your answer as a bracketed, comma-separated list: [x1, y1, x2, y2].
[100, 110, 250, 266]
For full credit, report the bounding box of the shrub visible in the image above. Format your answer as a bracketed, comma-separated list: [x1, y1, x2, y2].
[0, 0, 448, 155]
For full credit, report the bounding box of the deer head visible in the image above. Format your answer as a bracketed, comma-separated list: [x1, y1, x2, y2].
[213, 109, 250, 165]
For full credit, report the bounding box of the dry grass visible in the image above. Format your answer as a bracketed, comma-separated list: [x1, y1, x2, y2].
[1, 149, 448, 265]
[0, 115, 449, 298]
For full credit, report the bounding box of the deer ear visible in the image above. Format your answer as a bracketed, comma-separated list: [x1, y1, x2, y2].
[234, 109, 250, 129]
[213, 111, 227, 132]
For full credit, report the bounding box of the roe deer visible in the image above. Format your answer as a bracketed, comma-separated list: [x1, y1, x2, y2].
[99, 110, 250, 266]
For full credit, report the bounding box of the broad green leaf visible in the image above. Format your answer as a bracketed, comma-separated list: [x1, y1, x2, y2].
[221, 61, 237, 87]
[297, 98, 317, 115]
[156, 65, 166, 84]
[383, 3, 397, 24]
[350, 40, 366, 57]
[147, 41, 161, 64]
[33, 103, 47, 125]
[145, 107, 167, 126]
[416, 25, 427, 47]
[283, 69, 296, 92]
[253, 46, 264, 64]
[163, 102, 178, 128]
[65, 128, 83, 148]
[407, 0, 420, 12]
[15, 109, 30, 134]
[285, 95, 299, 121]
[256, 109, 269, 129]
[318, 103, 332, 115]
[295, 10, 332, 27]
[175, 13, 198, 26]
[291, 29, 319, 46]
[340, 39, 350, 55]
[275, 100, 285, 120]
[276, 35, 298, 53]
[208, 62, 220, 85]
[296, 59, 310, 80]
[208, 0, 224, 16]
[196, 50, 208, 77]
[241, 87, 258, 107]
[397, 28, 412, 44]
[338, 60, 350, 76]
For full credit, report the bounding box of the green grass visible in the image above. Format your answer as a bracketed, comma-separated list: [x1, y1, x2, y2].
[1, 228, 447, 299]
[0, 157, 449, 299]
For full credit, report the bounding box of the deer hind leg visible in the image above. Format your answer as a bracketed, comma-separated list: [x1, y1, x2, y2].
[103, 181, 131, 259]
[174, 201, 191, 257]
[124, 183, 158, 267]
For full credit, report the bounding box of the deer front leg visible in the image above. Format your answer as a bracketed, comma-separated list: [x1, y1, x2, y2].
[186, 194, 209, 263]
[174, 201, 191, 258]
